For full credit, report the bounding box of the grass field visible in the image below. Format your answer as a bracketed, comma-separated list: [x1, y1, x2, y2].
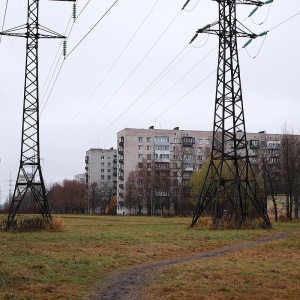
[0, 215, 299, 300]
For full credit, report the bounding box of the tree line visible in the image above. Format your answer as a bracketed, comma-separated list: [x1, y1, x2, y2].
[1, 179, 117, 215]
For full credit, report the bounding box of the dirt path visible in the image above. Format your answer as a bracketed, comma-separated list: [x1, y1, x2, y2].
[88, 232, 288, 300]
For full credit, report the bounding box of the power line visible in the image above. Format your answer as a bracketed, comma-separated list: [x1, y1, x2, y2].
[65, 0, 120, 59]
[125, 45, 218, 127]
[243, 10, 300, 58]
[46, 6, 183, 165]
[45, 0, 160, 142]
[40, 0, 90, 109]
[269, 10, 300, 31]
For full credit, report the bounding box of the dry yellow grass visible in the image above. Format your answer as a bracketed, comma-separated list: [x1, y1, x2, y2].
[0, 215, 299, 299]
[142, 223, 300, 300]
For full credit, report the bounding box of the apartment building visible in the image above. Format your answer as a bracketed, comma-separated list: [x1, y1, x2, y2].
[117, 127, 284, 215]
[74, 173, 86, 184]
[117, 127, 214, 215]
[85, 148, 118, 208]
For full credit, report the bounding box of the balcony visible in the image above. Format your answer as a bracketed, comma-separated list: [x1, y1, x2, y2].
[118, 149, 124, 155]
[119, 184, 124, 189]
[182, 137, 195, 147]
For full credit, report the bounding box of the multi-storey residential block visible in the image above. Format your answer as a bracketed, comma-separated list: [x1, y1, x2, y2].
[85, 148, 118, 212]
[74, 173, 86, 184]
[117, 127, 213, 215]
[117, 127, 287, 216]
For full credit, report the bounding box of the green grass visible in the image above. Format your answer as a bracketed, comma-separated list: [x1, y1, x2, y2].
[0, 215, 299, 299]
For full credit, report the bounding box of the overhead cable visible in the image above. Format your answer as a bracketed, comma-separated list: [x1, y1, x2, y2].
[65, 0, 120, 59]
[49, 0, 160, 141]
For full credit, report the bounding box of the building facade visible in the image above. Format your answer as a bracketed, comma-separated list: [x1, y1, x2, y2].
[85, 148, 117, 212]
[117, 127, 284, 215]
[74, 173, 86, 184]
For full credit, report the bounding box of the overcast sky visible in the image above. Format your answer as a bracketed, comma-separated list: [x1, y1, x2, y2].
[0, 0, 299, 203]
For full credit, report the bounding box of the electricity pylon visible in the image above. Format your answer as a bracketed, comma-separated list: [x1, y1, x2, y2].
[191, 0, 271, 228]
[0, 0, 74, 230]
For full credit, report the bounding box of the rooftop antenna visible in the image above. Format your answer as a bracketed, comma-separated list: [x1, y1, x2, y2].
[0, 0, 75, 230]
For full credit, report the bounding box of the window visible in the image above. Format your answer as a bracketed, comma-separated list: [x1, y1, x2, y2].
[198, 139, 203, 144]
[147, 137, 152, 142]
[198, 156, 203, 161]
[138, 137, 143, 142]
[107, 169, 111, 173]
[156, 145, 169, 151]
[101, 162, 105, 166]
[147, 154, 151, 160]
[173, 138, 179, 143]
[101, 175, 104, 180]
[107, 162, 111, 167]
[147, 163, 151, 168]
[147, 145, 151, 150]
[138, 162, 143, 168]
[107, 175, 111, 180]
[155, 136, 170, 143]
[173, 155, 178, 160]
[173, 146, 179, 152]
[107, 156, 111, 160]
[205, 139, 211, 145]
[184, 154, 193, 161]
[198, 147, 203, 153]
[101, 169, 104, 172]
[138, 145, 143, 150]
[138, 154, 143, 160]
[101, 156, 104, 159]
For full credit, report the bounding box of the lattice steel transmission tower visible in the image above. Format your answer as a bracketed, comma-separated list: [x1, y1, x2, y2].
[191, 0, 271, 228]
[0, 0, 74, 230]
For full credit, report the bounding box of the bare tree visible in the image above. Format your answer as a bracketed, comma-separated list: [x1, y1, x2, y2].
[88, 182, 101, 213]
[137, 159, 156, 215]
[125, 171, 139, 215]
[256, 135, 283, 221]
[281, 130, 300, 220]
[100, 182, 113, 214]
[47, 180, 87, 214]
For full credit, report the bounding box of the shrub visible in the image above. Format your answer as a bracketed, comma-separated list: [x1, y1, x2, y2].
[47, 216, 64, 232]
[192, 217, 270, 230]
[0, 215, 64, 232]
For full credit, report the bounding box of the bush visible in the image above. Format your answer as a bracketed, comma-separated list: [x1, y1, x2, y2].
[192, 217, 271, 230]
[47, 216, 64, 232]
[0, 215, 64, 232]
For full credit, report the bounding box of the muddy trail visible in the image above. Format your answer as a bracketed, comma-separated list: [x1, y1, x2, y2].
[88, 232, 288, 300]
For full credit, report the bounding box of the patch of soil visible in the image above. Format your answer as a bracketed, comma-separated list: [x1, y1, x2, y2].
[88, 232, 288, 300]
